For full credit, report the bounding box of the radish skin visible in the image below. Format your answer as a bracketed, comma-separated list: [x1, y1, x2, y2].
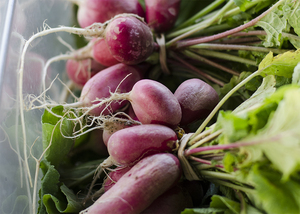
[129, 79, 182, 127]
[79, 63, 142, 115]
[104, 16, 155, 65]
[92, 38, 120, 67]
[174, 78, 219, 125]
[66, 58, 106, 87]
[103, 166, 132, 192]
[107, 124, 178, 166]
[76, 0, 145, 28]
[83, 153, 182, 214]
[145, 0, 181, 33]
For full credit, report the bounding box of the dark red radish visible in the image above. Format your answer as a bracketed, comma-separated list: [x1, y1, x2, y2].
[129, 79, 182, 127]
[66, 58, 105, 87]
[174, 78, 219, 125]
[141, 185, 193, 214]
[76, 0, 145, 28]
[84, 153, 182, 214]
[79, 63, 142, 115]
[103, 166, 132, 192]
[145, 0, 181, 33]
[91, 38, 119, 67]
[104, 16, 155, 65]
[106, 124, 178, 166]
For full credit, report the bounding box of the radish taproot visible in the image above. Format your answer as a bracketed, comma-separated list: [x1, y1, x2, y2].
[104, 16, 155, 65]
[105, 124, 178, 166]
[66, 58, 106, 87]
[82, 153, 182, 214]
[75, 0, 145, 28]
[145, 0, 181, 33]
[79, 63, 142, 115]
[174, 78, 219, 125]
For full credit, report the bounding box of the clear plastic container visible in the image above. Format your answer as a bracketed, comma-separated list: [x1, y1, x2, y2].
[0, 1, 76, 213]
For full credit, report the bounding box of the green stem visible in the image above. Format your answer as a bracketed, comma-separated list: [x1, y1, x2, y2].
[192, 49, 257, 66]
[183, 50, 240, 76]
[211, 179, 255, 194]
[200, 170, 238, 182]
[190, 43, 290, 54]
[174, 0, 286, 49]
[170, 52, 225, 86]
[189, 66, 267, 146]
[172, 0, 226, 31]
[166, 0, 235, 47]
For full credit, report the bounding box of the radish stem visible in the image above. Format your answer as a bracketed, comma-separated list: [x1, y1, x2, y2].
[173, 0, 287, 49]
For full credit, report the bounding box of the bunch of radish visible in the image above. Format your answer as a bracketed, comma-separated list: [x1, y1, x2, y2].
[18, 0, 285, 213]
[52, 0, 220, 213]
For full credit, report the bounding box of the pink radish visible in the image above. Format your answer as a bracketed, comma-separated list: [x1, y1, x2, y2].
[102, 166, 132, 192]
[129, 79, 182, 127]
[104, 16, 155, 65]
[105, 124, 178, 166]
[75, 0, 145, 28]
[83, 153, 181, 214]
[102, 117, 139, 146]
[66, 58, 106, 87]
[91, 38, 120, 67]
[174, 78, 219, 125]
[79, 63, 142, 115]
[145, 0, 181, 33]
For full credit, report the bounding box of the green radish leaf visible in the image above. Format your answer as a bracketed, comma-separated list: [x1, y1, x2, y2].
[42, 106, 75, 167]
[232, 0, 253, 12]
[258, 50, 300, 78]
[38, 160, 83, 214]
[181, 207, 226, 214]
[246, 165, 300, 214]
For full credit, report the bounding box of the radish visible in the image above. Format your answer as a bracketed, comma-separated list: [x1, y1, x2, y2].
[105, 124, 178, 166]
[102, 166, 132, 192]
[141, 185, 193, 214]
[104, 16, 155, 64]
[74, 0, 145, 28]
[129, 79, 182, 127]
[66, 58, 106, 87]
[79, 63, 142, 115]
[102, 115, 140, 146]
[145, 0, 181, 33]
[91, 38, 120, 67]
[82, 153, 182, 214]
[174, 78, 219, 125]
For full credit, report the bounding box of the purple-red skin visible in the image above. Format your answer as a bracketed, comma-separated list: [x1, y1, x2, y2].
[129, 79, 182, 127]
[66, 58, 105, 88]
[105, 16, 155, 65]
[92, 38, 120, 67]
[141, 185, 193, 214]
[145, 0, 181, 33]
[85, 153, 182, 214]
[103, 166, 132, 192]
[174, 78, 219, 125]
[77, 0, 145, 28]
[107, 124, 178, 166]
[79, 63, 142, 116]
